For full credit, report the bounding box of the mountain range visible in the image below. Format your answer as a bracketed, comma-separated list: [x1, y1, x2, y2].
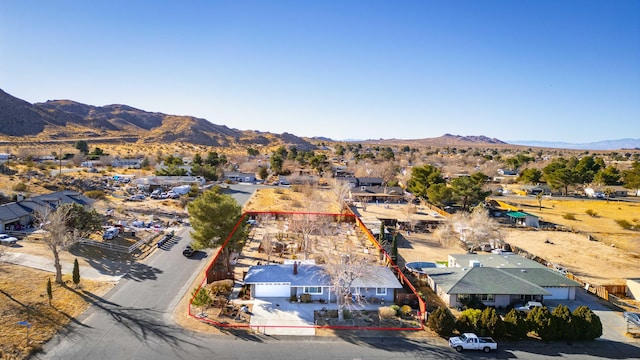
[1, 88, 636, 150]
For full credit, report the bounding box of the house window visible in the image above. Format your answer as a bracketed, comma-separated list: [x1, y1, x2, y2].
[303, 287, 322, 295]
[375, 288, 387, 296]
[456, 294, 470, 302]
[480, 294, 495, 302]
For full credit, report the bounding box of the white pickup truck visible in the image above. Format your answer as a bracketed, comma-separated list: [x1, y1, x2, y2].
[449, 333, 498, 353]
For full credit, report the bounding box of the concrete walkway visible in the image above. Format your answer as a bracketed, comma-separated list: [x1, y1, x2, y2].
[3, 252, 124, 282]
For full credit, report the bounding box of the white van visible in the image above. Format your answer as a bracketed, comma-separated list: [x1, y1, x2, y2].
[102, 227, 120, 240]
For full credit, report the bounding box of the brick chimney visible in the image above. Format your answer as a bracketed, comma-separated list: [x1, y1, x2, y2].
[293, 261, 298, 275]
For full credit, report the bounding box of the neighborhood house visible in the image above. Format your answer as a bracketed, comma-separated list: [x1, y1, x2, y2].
[422, 254, 581, 308]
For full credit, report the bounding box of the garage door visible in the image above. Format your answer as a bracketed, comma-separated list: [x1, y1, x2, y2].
[254, 284, 290, 298]
[545, 287, 569, 300]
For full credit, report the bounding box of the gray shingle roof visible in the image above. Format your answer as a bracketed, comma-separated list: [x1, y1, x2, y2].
[449, 254, 545, 269]
[424, 267, 551, 296]
[500, 268, 582, 287]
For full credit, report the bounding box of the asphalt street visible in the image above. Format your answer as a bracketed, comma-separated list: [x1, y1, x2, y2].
[34, 184, 640, 360]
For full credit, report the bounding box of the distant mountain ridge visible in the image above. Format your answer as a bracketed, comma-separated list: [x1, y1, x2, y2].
[0, 88, 314, 149]
[510, 139, 640, 151]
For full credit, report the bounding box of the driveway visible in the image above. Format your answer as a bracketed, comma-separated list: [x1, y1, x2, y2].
[249, 298, 316, 336]
[544, 290, 639, 344]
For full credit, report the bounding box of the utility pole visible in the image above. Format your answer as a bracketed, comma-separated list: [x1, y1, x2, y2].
[59, 146, 62, 175]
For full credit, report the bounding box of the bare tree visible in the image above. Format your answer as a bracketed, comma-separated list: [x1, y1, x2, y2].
[331, 179, 352, 212]
[320, 237, 378, 322]
[260, 233, 275, 263]
[33, 204, 79, 284]
[289, 213, 331, 260]
[434, 207, 502, 253]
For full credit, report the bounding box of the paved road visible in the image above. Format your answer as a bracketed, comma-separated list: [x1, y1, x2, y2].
[35, 184, 640, 359]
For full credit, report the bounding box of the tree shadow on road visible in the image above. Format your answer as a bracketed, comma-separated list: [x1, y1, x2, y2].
[53, 288, 208, 352]
[69, 245, 162, 282]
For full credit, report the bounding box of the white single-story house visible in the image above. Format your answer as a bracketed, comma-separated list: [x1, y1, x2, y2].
[422, 254, 582, 308]
[243, 263, 402, 304]
[505, 211, 539, 228]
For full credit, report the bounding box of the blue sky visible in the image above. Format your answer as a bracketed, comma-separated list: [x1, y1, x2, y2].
[1, 1, 638, 143]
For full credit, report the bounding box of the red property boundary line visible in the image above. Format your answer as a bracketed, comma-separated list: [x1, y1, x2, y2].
[188, 209, 426, 332]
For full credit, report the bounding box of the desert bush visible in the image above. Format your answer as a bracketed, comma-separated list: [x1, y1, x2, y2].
[300, 293, 312, 303]
[13, 182, 27, 191]
[274, 189, 284, 194]
[427, 307, 456, 337]
[84, 190, 106, 199]
[378, 306, 398, 319]
[615, 219, 636, 230]
[585, 209, 597, 217]
[563, 213, 577, 220]
[503, 308, 528, 339]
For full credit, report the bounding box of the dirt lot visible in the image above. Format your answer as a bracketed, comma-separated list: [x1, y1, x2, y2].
[354, 198, 640, 286]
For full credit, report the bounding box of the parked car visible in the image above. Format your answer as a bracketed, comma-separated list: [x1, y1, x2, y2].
[491, 248, 514, 255]
[166, 191, 179, 199]
[126, 194, 146, 201]
[516, 301, 543, 313]
[182, 245, 195, 257]
[623, 312, 640, 326]
[102, 227, 120, 240]
[449, 333, 498, 353]
[0, 233, 18, 246]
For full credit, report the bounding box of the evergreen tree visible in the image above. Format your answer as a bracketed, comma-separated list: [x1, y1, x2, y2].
[479, 307, 505, 338]
[572, 306, 602, 340]
[428, 307, 456, 337]
[504, 308, 529, 339]
[527, 306, 558, 341]
[190, 287, 213, 317]
[72, 258, 80, 288]
[552, 304, 574, 340]
[456, 308, 482, 334]
[46, 278, 53, 306]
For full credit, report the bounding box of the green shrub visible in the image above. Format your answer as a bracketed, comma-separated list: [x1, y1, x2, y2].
[563, 213, 577, 220]
[400, 305, 413, 317]
[378, 306, 398, 319]
[585, 209, 597, 217]
[427, 307, 456, 337]
[342, 309, 352, 319]
[13, 182, 27, 192]
[503, 308, 528, 339]
[390, 304, 400, 315]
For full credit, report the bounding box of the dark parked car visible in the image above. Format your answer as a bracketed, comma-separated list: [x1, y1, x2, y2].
[182, 245, 195, 257]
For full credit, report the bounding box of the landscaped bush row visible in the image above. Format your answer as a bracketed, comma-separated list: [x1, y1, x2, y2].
[427, 305, 602, 341]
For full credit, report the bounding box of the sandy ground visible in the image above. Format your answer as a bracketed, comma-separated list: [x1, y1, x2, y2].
[354, 203, 640, 286]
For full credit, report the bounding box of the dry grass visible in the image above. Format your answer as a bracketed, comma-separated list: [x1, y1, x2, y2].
[0, 264, 114, 360]
[498, 196, 640, 252]
[244, 187, 342, 214]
